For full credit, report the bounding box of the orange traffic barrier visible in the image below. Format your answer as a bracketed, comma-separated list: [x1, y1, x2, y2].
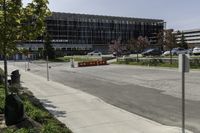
[78, 60, 108, 67]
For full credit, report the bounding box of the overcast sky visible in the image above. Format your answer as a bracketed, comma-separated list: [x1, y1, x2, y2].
[23, 0, 200, 30]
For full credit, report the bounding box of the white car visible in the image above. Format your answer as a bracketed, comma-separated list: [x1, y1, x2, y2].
[87, 51, 102, 56]
[162, 51, 170, 56]
[193, 47, 200, 55]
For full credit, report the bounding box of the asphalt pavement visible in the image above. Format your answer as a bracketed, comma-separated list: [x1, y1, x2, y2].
[2, 61, 200, 133]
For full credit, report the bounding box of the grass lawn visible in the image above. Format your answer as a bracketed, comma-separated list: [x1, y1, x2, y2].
[113, 61, 178, 68]
[114, 60, 200, 69]
[0, 84, 72, 133]
[54, 56, 102, 62]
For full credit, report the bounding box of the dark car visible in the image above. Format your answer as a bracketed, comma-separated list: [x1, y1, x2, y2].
[113, 51, 131, 57]
[141, 48, 162, 56]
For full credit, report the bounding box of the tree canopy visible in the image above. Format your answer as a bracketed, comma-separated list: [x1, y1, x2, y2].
[44, 32, 55, 59]
[109, 39, 124, 56]
[180, 33, 188, 49]
[0, 0, 51, 55]
[0, 0, 50, 95]
[164, 30, 177, 51]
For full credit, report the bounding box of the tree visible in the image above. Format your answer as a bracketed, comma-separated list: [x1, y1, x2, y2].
[19, 48, 29, 60]
[127, 38, 140, 62]
[43, 33, 55, 60]
[157, 30, 165, 51]
[180, 33, 188, 49]
[164, 30, 177, 64]
[137, 36, 150, 51]
[20, 48, 29, 57]
[0, 0, 50, 95]
[109, 38, 124, 56]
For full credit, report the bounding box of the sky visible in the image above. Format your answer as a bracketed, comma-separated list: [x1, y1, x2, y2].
[23, 0, 200, 30]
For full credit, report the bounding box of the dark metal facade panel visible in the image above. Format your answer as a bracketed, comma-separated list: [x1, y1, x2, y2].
[45, 12, 164, 46]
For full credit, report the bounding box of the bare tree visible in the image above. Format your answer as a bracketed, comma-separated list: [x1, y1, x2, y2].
[127, 38, 139, 62]
[164, 30, 177, 64]
[109, 39, 124, 57]
[157, 30, 165, 51]
[137, 36, 150, 51]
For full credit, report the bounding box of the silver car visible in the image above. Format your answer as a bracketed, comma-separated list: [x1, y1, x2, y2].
[193, 47, 200, 55]
[87, 51, 102, 56]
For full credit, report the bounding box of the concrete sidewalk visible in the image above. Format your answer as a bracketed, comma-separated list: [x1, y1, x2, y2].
[4, 65, 192, 133]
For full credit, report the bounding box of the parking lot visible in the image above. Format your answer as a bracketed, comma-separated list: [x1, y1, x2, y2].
[7, 61, 200, 133]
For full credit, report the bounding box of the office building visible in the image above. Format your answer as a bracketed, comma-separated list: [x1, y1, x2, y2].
[174, 29, 200, 48]
[18, 12, 164, 57]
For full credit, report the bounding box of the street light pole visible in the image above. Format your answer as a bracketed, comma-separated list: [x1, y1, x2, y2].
[3, 0, 8, 96]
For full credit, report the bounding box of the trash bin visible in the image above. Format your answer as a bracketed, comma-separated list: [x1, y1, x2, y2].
[11, 70, 20, 85]
[5, 94, 25, 126]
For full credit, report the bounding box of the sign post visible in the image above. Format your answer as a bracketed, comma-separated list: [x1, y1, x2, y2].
[27, 60, 30, 71]
[179, 54, 190, 133]
[25, 62, 27, 72]
[46, 56, 49, 81]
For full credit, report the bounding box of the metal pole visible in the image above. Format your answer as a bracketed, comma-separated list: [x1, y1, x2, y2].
[27, 59, 30, 71]
[182, 54, 185, 133]
[3, 0, 8, 96]
[25, 61, 27, 72]
[46, 56, 49, 81]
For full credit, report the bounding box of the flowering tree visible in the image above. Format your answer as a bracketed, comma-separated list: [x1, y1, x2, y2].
[109, 39, 124, 56]
[127, 38, 139, 61]
[137, 36, 150, 51]
[164, 30, 177, 64]
[157, 30, 165, 51]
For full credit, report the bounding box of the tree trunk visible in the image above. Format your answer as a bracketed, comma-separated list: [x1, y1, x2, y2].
[3, 49, 8, 96]
[3, 0, 8, 96]
[136, 53, 139, 62]
[170, 50, 172, 65]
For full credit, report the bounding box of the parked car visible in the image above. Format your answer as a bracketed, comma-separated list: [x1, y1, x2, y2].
[193, 47, 200, 55]
[113, 51, 131, 57]
[162, 51, 170, 56]
[186, 48, 193, 55]
[141, 48, 162, 56]
[87, 51, 102, 56]
[171, 47, 187, 55]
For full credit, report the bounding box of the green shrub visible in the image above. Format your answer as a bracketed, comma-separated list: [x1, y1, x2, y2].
[190, 59, 200, 69]
[3, 128, 37, 133]
[1, 85, 72, 133]
[42, 122, 72, 133]
[115, 59, 178, 68]
[3, 128, 14, 133]
[0, 68, 4, 84]
[14, 128, 29, 133]
[148, 59, 163, 66]
[23, 99, 49, 123]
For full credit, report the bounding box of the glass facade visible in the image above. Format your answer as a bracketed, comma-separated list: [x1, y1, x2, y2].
[24, 12, 164, 54]
[46, 12, 164, 44]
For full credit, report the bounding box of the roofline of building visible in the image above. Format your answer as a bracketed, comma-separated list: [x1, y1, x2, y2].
[50, 12, 164, 23]
[174, 29, 200, 34]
